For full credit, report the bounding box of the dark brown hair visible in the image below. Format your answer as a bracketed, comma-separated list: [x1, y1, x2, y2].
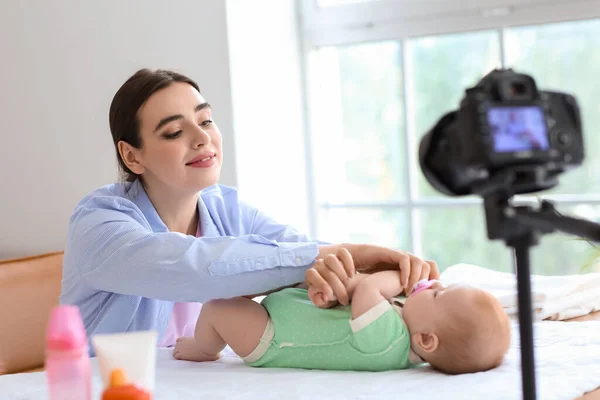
[109, 69, 201, 182]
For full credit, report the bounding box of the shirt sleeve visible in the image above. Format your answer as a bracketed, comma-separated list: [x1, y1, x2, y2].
[67, 196, 319, 303]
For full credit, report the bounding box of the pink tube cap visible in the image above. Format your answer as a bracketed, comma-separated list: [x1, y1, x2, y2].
[46, 305, 88, 352]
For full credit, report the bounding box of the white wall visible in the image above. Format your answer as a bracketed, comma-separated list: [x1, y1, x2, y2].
[226, 0, 313, 236]
[0, 1, 238, 258]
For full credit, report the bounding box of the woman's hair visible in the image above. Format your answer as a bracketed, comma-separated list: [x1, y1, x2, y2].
[109, 69, 201, 182]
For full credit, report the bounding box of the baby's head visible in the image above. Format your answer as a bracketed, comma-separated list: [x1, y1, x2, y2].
[402, 281, 511, 374]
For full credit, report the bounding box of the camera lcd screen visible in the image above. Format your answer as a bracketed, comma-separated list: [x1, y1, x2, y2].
[488, 106, 549, 152]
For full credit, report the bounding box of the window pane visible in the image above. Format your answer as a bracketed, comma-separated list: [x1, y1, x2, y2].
[417, 204, 600, 275]
[417, 207, 512, 273]
[317, 207, 409, 250]
[505, 19, 600, 195]
[407, 31, 501, 198]
[308, 42, 405, 204]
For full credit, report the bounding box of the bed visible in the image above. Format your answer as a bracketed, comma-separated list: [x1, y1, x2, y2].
[1, 315, 599, 399]
[1, 253, 599, 399]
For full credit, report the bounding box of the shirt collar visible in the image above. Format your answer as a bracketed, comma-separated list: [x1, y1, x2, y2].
[125, 179, 169, 232]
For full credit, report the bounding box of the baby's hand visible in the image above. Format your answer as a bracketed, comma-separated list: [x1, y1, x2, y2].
[308, 284, 339, 309]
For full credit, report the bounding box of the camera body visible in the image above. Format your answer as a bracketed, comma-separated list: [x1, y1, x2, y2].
[420, 69, 584, 196]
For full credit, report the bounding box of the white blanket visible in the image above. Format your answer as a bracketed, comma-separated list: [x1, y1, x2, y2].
[440, 264, 600, 320]
[1, 321, 599, 400]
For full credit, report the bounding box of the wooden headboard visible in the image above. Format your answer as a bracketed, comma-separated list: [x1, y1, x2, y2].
[0, 252, 63, 374]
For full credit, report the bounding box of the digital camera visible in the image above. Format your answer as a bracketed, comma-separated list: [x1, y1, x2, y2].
[419, 68, 584, 196]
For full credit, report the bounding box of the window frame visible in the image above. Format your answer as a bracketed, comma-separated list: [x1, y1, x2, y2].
[298, 0, 600, 258]
[300, 0, 600, 46]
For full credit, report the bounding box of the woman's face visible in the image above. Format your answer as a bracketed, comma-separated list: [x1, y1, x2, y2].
[128, 82, 223, 194]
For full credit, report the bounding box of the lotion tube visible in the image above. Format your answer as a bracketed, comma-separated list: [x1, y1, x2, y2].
[92, 331, 157, 393]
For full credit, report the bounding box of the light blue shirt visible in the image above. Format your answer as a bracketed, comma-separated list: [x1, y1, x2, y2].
[60, 179, 320, 351]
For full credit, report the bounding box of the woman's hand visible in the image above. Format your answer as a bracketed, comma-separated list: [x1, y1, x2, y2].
[305, 248, 355, 306]
[352, 244, 439, 294]
[315, 244, 439, 296]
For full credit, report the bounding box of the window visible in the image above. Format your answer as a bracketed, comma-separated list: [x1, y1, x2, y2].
[302, 0, 600, 275]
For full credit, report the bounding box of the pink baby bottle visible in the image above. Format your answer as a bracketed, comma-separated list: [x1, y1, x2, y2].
[45, 305, 92, 400]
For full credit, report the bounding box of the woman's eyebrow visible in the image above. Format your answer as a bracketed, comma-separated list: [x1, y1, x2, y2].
[153, 102, 211, 133]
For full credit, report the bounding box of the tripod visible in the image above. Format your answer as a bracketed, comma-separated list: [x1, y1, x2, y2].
[482, 193, 600, 400]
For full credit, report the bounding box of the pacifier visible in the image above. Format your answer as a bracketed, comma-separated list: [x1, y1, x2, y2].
[409, 279, 439, 296]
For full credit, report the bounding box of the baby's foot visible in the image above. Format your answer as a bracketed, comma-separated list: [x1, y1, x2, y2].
[173, 337, 220, 362]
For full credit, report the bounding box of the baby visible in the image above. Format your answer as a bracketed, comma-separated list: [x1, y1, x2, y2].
[174, 269, 511, 374]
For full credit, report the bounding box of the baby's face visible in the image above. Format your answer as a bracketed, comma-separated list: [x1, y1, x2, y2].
[402, 282, 480, 333]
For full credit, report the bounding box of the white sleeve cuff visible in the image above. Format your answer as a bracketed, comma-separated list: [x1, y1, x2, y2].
[349, 300, 392, 333]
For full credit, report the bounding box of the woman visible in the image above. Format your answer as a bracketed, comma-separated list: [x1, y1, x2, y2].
[60, 69, 439, 350]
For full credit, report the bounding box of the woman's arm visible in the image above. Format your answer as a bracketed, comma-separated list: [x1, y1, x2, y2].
[246, 202, 440, 294]
[67, 197, 320, 303]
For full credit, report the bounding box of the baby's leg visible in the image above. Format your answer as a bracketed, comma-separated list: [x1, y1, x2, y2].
[174, 297, 269, 362]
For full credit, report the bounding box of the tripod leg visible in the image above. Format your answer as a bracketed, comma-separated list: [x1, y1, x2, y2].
[512, 236, 537, 400]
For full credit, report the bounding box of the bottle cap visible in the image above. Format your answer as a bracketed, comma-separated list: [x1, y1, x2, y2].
[46, 305, 88, 352]
[102, 369, 152, 400]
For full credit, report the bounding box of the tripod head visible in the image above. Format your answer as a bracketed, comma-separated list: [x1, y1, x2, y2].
[466, 168, 600, 400]
[472, 167, 600, 246]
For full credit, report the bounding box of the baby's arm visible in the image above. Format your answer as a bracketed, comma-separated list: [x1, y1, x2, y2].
[351, 270, 404, 318]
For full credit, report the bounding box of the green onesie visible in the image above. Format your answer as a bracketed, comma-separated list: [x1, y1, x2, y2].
[243, 288, 417, 371]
